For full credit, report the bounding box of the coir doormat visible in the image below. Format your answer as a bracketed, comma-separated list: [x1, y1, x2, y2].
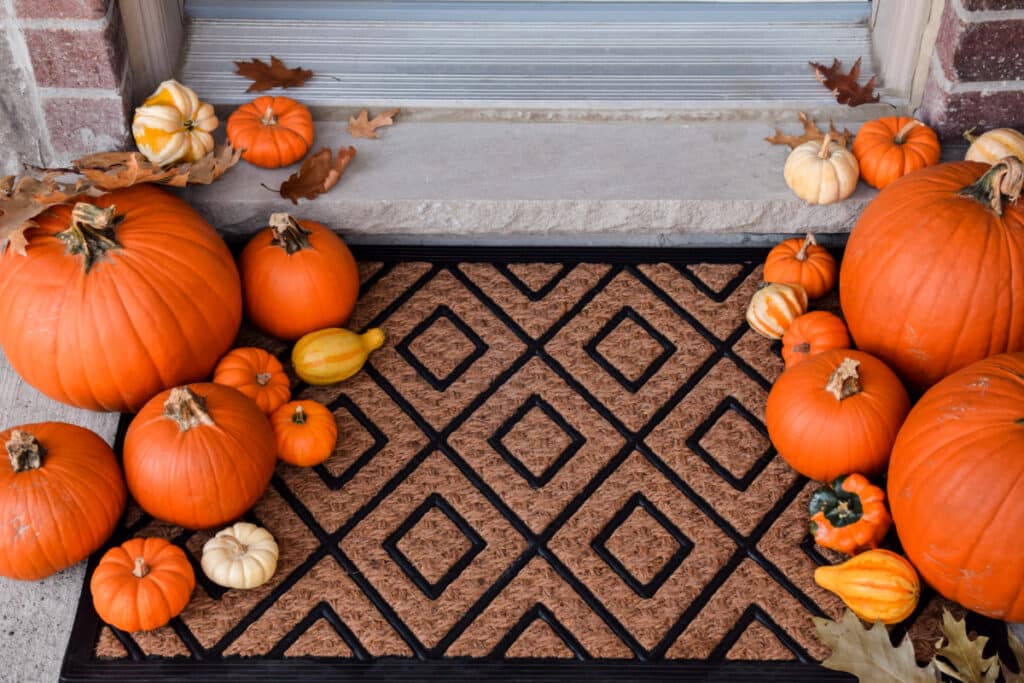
[61, 246, 982, 682]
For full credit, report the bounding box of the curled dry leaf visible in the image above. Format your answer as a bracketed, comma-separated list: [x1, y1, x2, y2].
[234, 56, 313, 92]
[810, 57, 881, 107]
[276, 146, 357, 204]
[348, 108, 400, 139]
[814, 610, 940, 683]
[0, 175, 103, 255]
[766, 112, 852, 149]
[934, 610, 999, 683]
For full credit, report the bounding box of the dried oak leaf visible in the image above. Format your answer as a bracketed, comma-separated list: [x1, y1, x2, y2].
[277, 146, 357, 204]
[70, 144, 242, 190]
[810, 57, 881, 107]
[766, 112, 853, 149]
[934, 610, 1000, 683]
[234, 56, 313, 92]
[348, 108, 400, 139]
[0, 175, 101, 255]
[814, 610, 940, 683]
[1005, 628, 1024, 683]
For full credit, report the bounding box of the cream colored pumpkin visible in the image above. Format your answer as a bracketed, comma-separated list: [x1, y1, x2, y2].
[783, 134, 860, 205]
[965, 128, 1024, 165]
[132, 80, 218, 165]
[746, 282, 808, 339]
[200, 522, 278, 590]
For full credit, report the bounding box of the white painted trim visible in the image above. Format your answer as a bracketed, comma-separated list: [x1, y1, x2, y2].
[120, 0, 185, 103]
[870, 0, 938, 105]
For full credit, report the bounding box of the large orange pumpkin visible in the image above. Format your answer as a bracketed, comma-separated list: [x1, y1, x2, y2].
[226, 96, 314, 169]
[0, 423, 125, 580]
[852, 117, 941, 189]
[766, 349, 910, 482]
[840, 158, 1024, 391]
[888, 352, 1024, 621]
[239, 213, 360, 340]
[123, 383, 276, 530]
[0, 186, 242, 412]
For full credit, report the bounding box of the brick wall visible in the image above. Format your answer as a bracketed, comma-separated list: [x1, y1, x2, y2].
[0, 0, 130, 173]
[918, 0, 1024, 139]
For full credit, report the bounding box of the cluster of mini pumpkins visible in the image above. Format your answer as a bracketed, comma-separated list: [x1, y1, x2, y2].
[0, 81, 386, 633]
[747, 137, 1024, 627]
[782, 113, 1024, 204]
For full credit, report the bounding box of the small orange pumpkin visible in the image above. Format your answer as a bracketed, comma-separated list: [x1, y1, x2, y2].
[781, 311, 850, 368]
[763, 233, 837, 299]
[809, 474, 891, 556]
[766, 350, 910, 481]
[91, 537, 195, 632]
[213, 347, 291, 414]
[270, 400, 338, 467]
[852, 117, 941, 189]
[746, 282, 808, 339]
[814, 549, 920, 624]
[226, 96, 314, 168]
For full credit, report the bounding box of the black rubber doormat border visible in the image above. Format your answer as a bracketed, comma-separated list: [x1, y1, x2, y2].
[58, 245, 1001, 683]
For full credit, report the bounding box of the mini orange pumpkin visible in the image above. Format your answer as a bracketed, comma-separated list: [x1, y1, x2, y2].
[213, 347, 291, 414]
[226, 96, 314, 168]
[852, 117, 941, 189]
[746, 282, 808, 339]
[270, 400, 338, 467]
[239, 214, 360, 340]
[763, 233, 837, 299]
[91, 537, 195, 632]
[781, 311, 850, 368]
[766, 350, 910, 481]
[809, 474, 891, 556]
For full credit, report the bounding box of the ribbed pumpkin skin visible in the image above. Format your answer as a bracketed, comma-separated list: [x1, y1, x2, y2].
[226, 96, 314, 168]
[888, 353, 1024, 620]
[213, 347, 291, 414]
[852, 117, 940, 190]
[782, 311, 850, 368]
[271, 400, 338, 466]
[766, 349, 910, 481]
[965, 127, 1024, 165]
[0, 185, 242, 412]
[814, 549, 920, 624]
[763, 235, 837, 299]
[240, 220, 359, 340]
[0, 423, 125, 580]
[746, 282, 808, 339]
[292, 328, 385, 385]
[91, 537, 195, 632]
[124, 383, 276, 530]
[840, 161, 1024, 391]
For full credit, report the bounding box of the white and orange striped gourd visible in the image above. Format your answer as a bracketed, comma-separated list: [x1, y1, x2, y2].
[132, 80, 218, 165]
[746, 282, 808, 339]
[291, 328, 385, 385]
[964, 127, 1024, 165]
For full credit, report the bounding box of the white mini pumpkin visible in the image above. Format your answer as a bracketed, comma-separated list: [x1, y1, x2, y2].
[201, 522, 278, 590]
[965, 127, 1024, 165]
[783, 134, 860, 205]
[132, 79, 218, 165]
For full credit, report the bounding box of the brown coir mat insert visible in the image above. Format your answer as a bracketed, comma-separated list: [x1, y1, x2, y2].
[61, 246, 985, 682]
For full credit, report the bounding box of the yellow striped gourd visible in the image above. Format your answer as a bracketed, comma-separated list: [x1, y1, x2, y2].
[291, 328, 385, 385]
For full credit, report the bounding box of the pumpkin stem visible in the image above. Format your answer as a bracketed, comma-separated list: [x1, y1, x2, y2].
[817, 133, 834, 160]
[292, 405, 307, 424]
[268, 213, 313, 254]
[163, 387, 215, 432]
[958, 157, 1024, 216]
[893, 119, 921, 144]
[793, 342, 811, 354]
[825, 358, 862, 401]
[361, 328, 386, 352]
[5, 429, 44, 472]
[132, 557, 150, 578]
[795, 232, 817, 261]
[56, 203, 123, 272]
[260, 105, 278, 126]
[223, 535, 248, 556]
[255, 372, 272, 386]
[963, 127, 979, 144]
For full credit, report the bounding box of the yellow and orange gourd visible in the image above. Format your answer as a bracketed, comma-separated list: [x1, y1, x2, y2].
[292, 328, 385, 385]
[814, 549, 920, 624]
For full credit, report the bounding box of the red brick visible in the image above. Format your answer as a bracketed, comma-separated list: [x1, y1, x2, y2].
[14, 0, 108, 19]
[935, 6, 1024, 82]
[961, 0, 1024, 9]
[43, 96, 130, 157]
[918, 77, 1024, 140]
[24, 20, 124, 88]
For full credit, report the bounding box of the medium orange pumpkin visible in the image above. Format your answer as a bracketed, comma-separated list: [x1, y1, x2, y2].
[226, 96, 314, 168]
[888, 352, 1024, 621]
[781, 311, 850, 368]
[239, 213, 360, 340]
[123, 383, 276, 530]
[766, 349, 910, 482]
[213, 347, 291, 414]
[91, 537, 195, 632]
[0, 424, 125, 580]
[270, 400, 338, 466]
[841, 158, 1024, 391]
[763, 233, 837, 299]
[0, 186, 242, 412]
[852, 117, 941, 189]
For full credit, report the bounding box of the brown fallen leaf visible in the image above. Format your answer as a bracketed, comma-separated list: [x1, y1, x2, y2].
[0, 175, 101, 256]
[276, 146, 357, 204]
[814, 610, 940, 683]
[766, 112, 853, 149]
[234, 56, 313, 92]
[934, 610, 1000, 683]
[68, 144, 242, 190]
[1005, 628, 1024, 683]
[810, 57, 881, 107]
[348, 108, 400, 139]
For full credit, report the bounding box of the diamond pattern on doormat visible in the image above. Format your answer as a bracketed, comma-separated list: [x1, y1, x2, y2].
[72, 248, 972, 682]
